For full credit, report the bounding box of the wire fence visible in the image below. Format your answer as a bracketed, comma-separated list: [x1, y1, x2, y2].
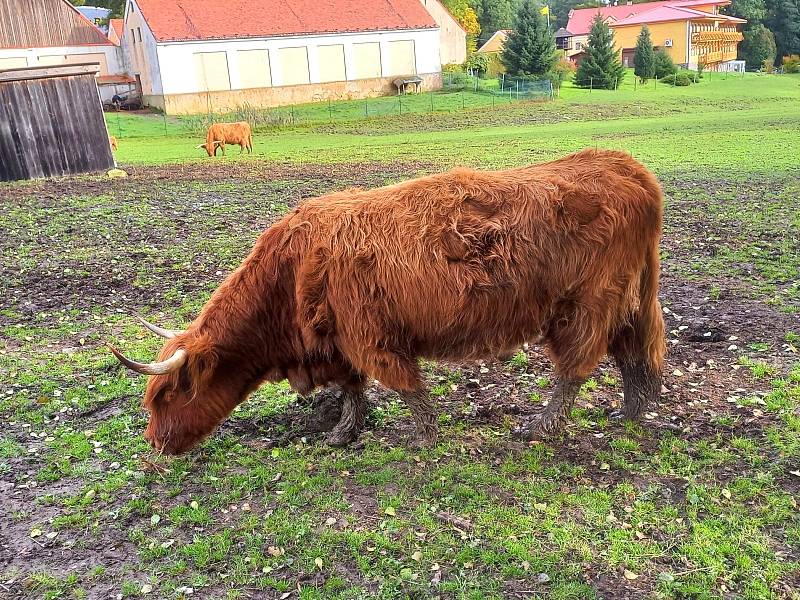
[173, 74, 554, 134]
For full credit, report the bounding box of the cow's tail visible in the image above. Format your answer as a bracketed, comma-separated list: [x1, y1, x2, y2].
[637, 237, 666, 373]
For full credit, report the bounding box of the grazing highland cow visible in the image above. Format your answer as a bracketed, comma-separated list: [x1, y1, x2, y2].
[110, 149, 666, 455]
[196, 121, 253, 156]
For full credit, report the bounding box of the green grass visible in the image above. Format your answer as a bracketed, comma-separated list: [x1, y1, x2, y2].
[2, 70, 799, 599]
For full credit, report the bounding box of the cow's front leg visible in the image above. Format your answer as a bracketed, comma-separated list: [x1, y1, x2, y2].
[402, 390, 438, 448]
[325, 388, 366, 447]
[518, 377, 585, 440]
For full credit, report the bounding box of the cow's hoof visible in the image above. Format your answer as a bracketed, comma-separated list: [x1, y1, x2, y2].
[325, 428, 358, 448]
[515, 416, 565, 442]
[409, 432, 438, 449]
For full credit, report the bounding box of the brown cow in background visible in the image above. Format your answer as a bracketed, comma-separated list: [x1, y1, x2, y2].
[110, 149, 666, 455]
[196, 121, 253, 156]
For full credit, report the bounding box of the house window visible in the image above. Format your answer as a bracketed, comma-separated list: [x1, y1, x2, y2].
[237, 49, 271, 88]
[130, 29, 136, 44]
[575, 41, 582, 50]
[279, 47, 310, 85]
[352, 42, 381, 79]
[194, 52, 232, 91]
[386, 40, 416, 76]
[136, 28, 142, 42]
[317, 44, 346, 83]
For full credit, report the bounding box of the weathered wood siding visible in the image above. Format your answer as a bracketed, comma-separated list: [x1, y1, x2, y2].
[0, 68, 114, 181]
[0, 0, 111, 48]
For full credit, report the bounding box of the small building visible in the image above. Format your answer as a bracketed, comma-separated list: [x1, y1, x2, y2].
[122, 0, 444, 115]
[419, 0, 467, 65]
[554, 28, 574, 52]
[477, 29, 511, 55]
[0, 0, 125, 101]
[566, 0, 745, 71]
[0, 64, 115, 181]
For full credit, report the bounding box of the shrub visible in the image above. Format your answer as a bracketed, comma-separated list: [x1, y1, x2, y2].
[442, 63, 465, 73]
[740, 24, 777, 70]
[762, 58, 775, 72]
[783, 55, 800, 73]
[660, 72, 692, 86]
[548, 57, 576, 93]
[465, 52, 491, 76]
[653, 49, 677, 79]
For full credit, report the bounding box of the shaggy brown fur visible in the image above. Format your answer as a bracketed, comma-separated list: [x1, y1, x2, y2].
[125, 149, 666, 454]
[199, 121, 253, 157]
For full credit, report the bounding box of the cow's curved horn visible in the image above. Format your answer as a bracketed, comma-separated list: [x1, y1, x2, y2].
[212, 140, 224, 145]
[195, 144, 205, 149]
[134, 313, 183, 339]
[108, 345, 187, 375]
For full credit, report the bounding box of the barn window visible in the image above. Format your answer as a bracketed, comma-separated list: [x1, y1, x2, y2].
[194, 52, 231, 91]
[317, 44, 346, 83]
[386, 40, 416, 76]
[237, 49, 271, 88]
[278, 47, 310, 85]
[136, 28, 142, 42]
[352, 42, 381, 79]
[130, 29, 135, 44]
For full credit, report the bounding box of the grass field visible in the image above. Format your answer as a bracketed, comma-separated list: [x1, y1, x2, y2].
[1, 72, 799, 599]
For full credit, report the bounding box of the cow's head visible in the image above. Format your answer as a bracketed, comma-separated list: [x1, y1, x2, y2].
[195, 141, 223, 157]
[109, 316, 250, 454]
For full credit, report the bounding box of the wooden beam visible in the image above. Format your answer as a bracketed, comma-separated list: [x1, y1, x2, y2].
[0, 63, 100, 83]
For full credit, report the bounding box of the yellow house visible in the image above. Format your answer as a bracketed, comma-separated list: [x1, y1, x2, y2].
[567, 0, 745, 71]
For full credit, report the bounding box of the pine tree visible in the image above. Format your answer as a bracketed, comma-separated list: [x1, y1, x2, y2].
[574, 13, 625, 89]
[765, 0, 800, 59]
[633, 25, 656, 81]
[501, 1, 557, 77]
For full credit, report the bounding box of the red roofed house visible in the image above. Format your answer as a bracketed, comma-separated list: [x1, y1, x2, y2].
[108, 19, 125, 46]
[0, 0, 126, 100]
[566, 0, 745, 71]
[122, 0, 446, 114]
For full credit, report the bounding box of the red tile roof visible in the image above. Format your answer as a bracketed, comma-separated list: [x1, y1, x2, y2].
[109, 18, 124, 37]
[566, 0, 734, 35]
[614, 5, 745, 26]
[134, 0, 438, 42]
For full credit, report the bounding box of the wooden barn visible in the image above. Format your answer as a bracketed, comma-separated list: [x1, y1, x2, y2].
[0, 64, 115, 181]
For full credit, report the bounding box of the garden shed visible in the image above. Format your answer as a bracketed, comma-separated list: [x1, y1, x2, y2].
[0, 63, 114, 181]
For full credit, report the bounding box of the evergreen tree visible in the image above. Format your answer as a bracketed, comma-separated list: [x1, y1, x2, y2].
[501, 0, 557, 76]
[473, 0, 521, 45]
[574, 13, 625, 89]
[740, 24, 777, 68]
[633, 25, 655, 81]
[653, 48, 677, 78]
[765, 0, 800, 59]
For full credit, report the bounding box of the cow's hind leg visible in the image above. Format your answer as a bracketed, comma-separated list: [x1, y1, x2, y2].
[325, 377, 367, 447]
[402, 389, 438, 448]
[609, 325, 661, 421]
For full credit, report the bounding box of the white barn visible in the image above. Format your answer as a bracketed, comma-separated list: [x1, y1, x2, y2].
[123, 0, 445, 115]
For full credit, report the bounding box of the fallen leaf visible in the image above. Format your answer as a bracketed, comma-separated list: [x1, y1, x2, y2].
[84, 489, 96, 501]
[314, 557, 323, 569]
[721, 488, 731, 499]
[141, 584, 153, 594]
[190, 500, 199, 509]
[534, 503, 547, 512]
[267, 546, 284, 557]
[30, 528, 42, 538]
[411, 551, 422, 562]
[150, 514, 161, 526]
[384, 506, 397, 517]
[623, 569, 639, 580]
[325, 517, 336, 526]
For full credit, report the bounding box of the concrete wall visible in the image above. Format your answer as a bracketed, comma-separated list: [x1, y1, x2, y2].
[0, 44, 122, 76]
[161, 72, 442, 115]
[419, 0, 467, 65]
[154, 28, 440, 96]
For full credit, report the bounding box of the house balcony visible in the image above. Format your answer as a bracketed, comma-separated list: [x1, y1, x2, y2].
[692, 30, 743, 43]
[699, 49, 738, 64]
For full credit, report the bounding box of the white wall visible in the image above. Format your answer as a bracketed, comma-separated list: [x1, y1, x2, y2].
[0, 45, 123, 75]
[122, 0, 163, 96]
[154, 28, 441, 95]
